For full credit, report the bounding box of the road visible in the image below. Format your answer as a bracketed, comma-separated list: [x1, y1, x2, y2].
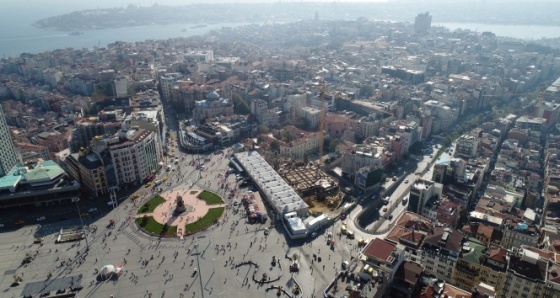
[349, 143, 445, 236]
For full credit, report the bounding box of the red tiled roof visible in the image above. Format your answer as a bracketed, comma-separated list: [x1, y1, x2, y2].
[363, 238, 395, 262]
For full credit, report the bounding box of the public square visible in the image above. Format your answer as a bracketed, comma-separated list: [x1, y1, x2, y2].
[0, 140, 347, 298]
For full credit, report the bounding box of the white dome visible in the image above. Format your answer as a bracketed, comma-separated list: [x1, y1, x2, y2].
[100, 264, 115, 277]
[206, 91, 220, 100]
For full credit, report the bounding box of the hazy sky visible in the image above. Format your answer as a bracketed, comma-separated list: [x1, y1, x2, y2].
[11, 0, 535, 11]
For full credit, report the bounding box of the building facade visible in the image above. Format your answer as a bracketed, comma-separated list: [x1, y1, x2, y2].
[0, 105, 18, 177]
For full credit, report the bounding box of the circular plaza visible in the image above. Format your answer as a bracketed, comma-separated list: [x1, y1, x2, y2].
[136, 186, 226, 237]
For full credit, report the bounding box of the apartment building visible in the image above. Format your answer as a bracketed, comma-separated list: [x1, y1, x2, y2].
[421, 226, 464, 283]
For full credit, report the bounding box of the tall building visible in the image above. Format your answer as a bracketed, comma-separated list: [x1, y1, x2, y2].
[0, 105, 18, 177]
[414, 12, 432, 35]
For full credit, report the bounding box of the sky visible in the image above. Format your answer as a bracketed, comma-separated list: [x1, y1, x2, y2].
[1, 0, 547, 19]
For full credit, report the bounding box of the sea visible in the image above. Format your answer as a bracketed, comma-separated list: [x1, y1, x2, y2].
[1, 3, 560, 58]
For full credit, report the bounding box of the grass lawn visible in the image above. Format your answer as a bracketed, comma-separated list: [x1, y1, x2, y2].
[136, 216, 177, 236]
[137, 196, 166, 214]
[197, 190, 223, 205]
[184, 207, 224, 234]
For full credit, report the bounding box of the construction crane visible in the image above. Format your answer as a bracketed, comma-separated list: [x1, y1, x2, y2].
[318, 81, 326, 168]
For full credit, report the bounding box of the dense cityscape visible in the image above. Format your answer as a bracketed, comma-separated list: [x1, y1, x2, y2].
[1, 9, 560, 298]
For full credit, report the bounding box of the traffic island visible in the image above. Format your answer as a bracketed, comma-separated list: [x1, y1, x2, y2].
[135, 186, 226, 238]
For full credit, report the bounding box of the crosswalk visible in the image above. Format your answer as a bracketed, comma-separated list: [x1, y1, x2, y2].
[122, 230, 147, 251]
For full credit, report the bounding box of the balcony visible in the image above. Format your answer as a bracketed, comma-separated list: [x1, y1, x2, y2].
[455, 263, 479, 276]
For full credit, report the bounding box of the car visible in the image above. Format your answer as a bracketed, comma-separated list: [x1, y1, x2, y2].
[154, 180, 162, 186]
[430, 154, 433, 158]
[80, 212, 89, 218]
[404, 179, 409, 183]
[131, 194, 140, 199]
[264, 228, 270, 236]
[0, 223, 4, 228]
[341, 213, 347, 220]
[388, 215, 393, 220]
[107, 201, 115, 206]
[15, 220, 25, 225]
[87, 208, 98, 213]
[36, 216, 46, 221]
[145, 183, 152, 188]
[311, 232, 318, 238]
[382, 207, 388, 212]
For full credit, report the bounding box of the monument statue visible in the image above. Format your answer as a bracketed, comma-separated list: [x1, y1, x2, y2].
[174, 195, 187, 215]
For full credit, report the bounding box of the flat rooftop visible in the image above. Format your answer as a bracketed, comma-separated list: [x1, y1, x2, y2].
[235, 151, 308, 215]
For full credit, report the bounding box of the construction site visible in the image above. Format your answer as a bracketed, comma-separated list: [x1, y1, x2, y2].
[277, 161, 343, 217]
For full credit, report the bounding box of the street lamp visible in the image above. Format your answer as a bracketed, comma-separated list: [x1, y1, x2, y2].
[71, 197, 89, 248]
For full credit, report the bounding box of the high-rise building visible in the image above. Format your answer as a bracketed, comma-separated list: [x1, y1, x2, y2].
[414, 12, 432, 35]
[0, 105, 18, 177]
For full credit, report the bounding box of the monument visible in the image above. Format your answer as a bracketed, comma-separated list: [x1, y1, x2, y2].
[174, 195, 187, 216]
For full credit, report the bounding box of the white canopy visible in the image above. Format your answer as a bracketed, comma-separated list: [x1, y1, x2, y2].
[99, 264, 115, 277]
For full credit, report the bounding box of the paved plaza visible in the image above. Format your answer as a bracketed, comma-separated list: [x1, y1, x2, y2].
[0, 143, 347, 298]
[145, 188, 226, 228]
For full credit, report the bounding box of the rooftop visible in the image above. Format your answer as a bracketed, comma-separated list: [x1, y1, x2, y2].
[363, 238, 395, 263]
[461, 239, 486, 265]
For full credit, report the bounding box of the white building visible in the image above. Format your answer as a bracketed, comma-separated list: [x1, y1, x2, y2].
[192, 91, 234, 122]
[234, 151, 308, 225]
[300, 106, 321, 130]
[184, 50, 213, 63]
[160, 73, 183, 101]
[92, 128, 161, 185]
[113, 76, 129, 99]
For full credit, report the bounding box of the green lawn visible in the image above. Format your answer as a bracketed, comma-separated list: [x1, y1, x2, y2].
[135, 216, 177, 236]
[137, 196, 166, 214]
[184, 207, 224, 234]
[197, 190, 223, 205]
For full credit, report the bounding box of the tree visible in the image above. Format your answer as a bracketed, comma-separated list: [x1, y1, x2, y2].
[366, 169, 384, 187]
[295, 117, 311, 130]
[281, 129, 295, 143]
[232, 94, 250, 115]
[257, 124, 269, 134]
[270, 141, 280, 152]
[323, 137, 340, 153]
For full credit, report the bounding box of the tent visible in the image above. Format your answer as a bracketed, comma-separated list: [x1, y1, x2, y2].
[99, 264, 115, 279]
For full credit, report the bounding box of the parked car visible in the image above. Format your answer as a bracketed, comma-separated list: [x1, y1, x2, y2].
[88, 208, 98, 213]
[36, 216, 46, 221]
